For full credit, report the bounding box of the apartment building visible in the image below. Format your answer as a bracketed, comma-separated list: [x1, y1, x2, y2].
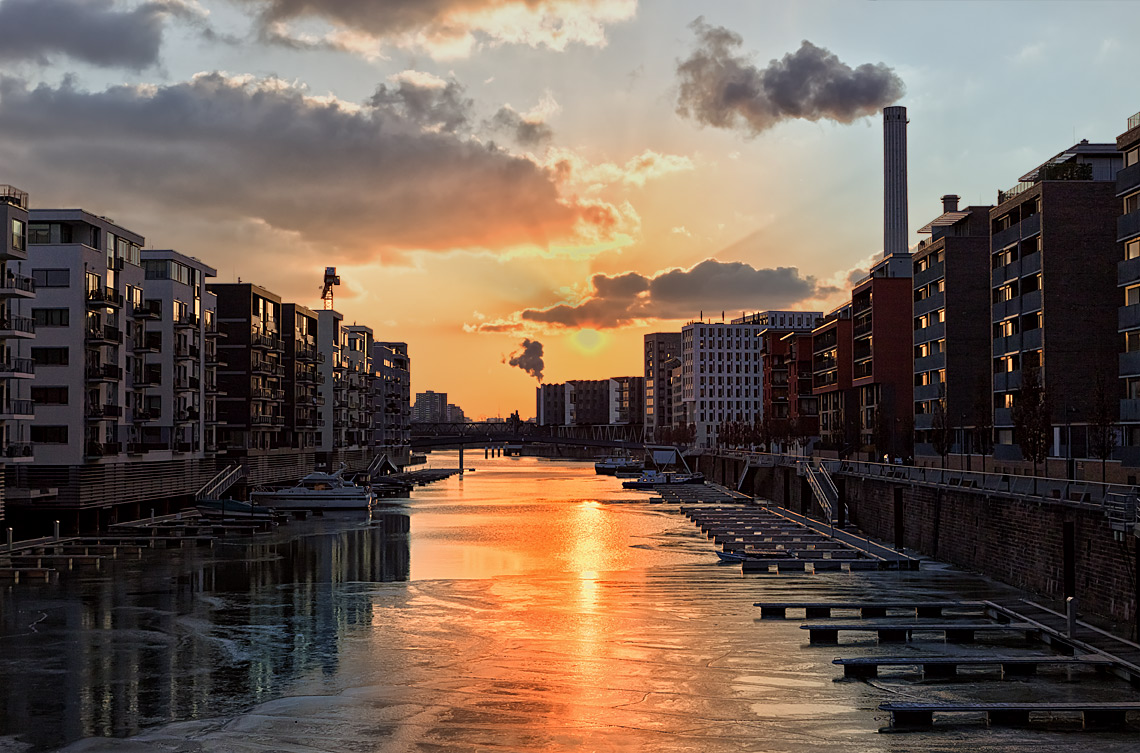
[812, 304, 853, 449]
[339, 324, 375, 467]
[643, 332, 681, 439]
[536, 383, 567, 426]
[912, 196, 992, 466]
[782, 331, 818, 441]
[681, 320, 766, 448]
[13, 213, 219, 525]
[372, 341, 411, 450]
[608, 376, 645, 426]
[849, 255, 914, 457]
[1117, 112, 1140, 467]
[989, 141, 1122, 470]
[209, 283, 308, 484]
[757, 325, 818, 446]
[0, 186, 34, 524]
[281, 303, 322, 452]
[413, 390, 448, 423]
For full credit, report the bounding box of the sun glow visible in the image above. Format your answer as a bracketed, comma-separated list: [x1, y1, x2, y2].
[570, 328, 609, 355]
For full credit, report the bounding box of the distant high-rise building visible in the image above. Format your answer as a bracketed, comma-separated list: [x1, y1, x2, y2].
[644, 332, 681, 438]
[413, 390, 448, 423]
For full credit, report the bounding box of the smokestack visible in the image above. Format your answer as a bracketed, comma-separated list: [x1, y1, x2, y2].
[941, 194, 960, 213]
[883, 105, 908, 256]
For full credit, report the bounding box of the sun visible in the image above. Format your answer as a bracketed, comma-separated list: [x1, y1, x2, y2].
[570, 328, 608, 355]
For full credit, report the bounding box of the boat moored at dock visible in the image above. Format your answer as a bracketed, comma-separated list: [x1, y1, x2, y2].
[621, 470, 705, 490]
[251, 467, 374, 510]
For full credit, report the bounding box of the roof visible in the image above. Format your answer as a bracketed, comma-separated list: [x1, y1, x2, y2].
[1017, 140, 1118, 182]
[917, 210, 971, 235]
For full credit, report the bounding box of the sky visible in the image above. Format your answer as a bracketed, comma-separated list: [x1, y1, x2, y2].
[1, 0, 1138, 420]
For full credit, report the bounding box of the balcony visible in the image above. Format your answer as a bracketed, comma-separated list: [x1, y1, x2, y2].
[0, 272, 35, 299]
[86, 403, 122, 420]
[85, 441, 122, 458]
[1121, 304, 1140, 332]
[133, 333, 161, 353]
[913, 383, 942, 402]
[175, 408, 200, 423]
[0, 399, 33, 420]
[914, 351, 945, 373]
[174, 312, 199, 329]
[295, 345, 319, 361]
[993, 369, 1022, 393]
[2, 442, 34, 462]
[85, 363, 122, 382]
[133, 410, 157, 422]
[0, 357, 34, 379]
[1122, 399, 1140, 423]
[130, 300, 161, 320]
[173, 440, 193, 453]
[1120, 209, 1140, 243]
[913, 293, 944, 318]
[85, 324, 122, 345]
[174, 376, 200, 392]
[913, 261, 945, 291]
[1117, 160, 1140, 198]
[1121, 350, 1140, 378]
[0, 314, 35, 338]
[251, 330, 280, 350]
[914, 321, 945, 344]
[133, 369, 161, 388]
[994, 408, 1013, 427]
[86, 287, 123, 308]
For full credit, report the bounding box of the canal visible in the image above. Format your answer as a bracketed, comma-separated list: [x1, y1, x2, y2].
[1, 453, 1137, 751]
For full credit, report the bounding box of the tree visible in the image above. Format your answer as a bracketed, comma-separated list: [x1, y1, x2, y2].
[972, 382, 994, 473]
[1012, 363, 1050, 479]
[930, 383, 954, 468]
[871, 407, 893, 461]
[1088, 368, 1119, 484]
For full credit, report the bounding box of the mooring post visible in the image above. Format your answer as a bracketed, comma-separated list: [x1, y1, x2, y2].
[6, 527, 12, 552]
[459, 445, 464, 474]
[53, 520, 60, 541]
[1067, 596, 1078, 638]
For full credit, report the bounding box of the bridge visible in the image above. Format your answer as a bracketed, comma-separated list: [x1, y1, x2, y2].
[410, 421, 647, 450]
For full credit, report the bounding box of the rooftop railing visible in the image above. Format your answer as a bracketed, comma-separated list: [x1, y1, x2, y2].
[1129, 110, 1140, 131]
[0, 185, 28, 209]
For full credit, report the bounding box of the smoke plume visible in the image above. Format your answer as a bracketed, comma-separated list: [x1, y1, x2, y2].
[507, 339, 545, 381]
[676, 18, 905, 136]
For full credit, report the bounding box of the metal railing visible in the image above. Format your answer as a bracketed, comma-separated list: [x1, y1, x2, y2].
[0, 273, 35, 294]
[1129, 111, 1140, 131]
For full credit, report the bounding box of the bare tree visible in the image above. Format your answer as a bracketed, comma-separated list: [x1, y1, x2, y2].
[930, 382, 953, 468]
[973, 377, 994, 472]
[1012, 363, 1050, 480]
[1088, 368, 1119, 484]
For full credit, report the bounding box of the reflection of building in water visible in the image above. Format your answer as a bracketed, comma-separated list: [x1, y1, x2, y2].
[0, 517, 410, 750]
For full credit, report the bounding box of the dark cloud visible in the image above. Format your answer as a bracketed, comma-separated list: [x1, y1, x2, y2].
[484, 258, 823, 330]
[506, 338, 545, 381]
[237, 0, 635, 54]
[0, 0, 204, 70]
[0, 72, 615, 259]
[487, 106, 553, 147]
[676, 18, 905, 136]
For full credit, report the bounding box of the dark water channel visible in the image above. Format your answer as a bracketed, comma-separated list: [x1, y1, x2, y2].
[1, 454, 1138, 751]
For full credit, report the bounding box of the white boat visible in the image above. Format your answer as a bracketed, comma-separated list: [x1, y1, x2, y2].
[251, 466, 373, 510]
[594, 456, 644, 475]
[621, 470, 705, 490]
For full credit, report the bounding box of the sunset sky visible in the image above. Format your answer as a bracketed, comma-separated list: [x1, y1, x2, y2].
[1, 0, 1138, 419]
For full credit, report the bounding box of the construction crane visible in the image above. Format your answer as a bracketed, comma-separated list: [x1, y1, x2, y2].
[321, 266, 340, 310]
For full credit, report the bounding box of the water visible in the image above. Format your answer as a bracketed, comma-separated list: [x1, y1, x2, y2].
[1, 453, 1138, 751]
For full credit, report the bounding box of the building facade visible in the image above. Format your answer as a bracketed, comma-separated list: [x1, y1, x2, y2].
[0, 186, 34, 523]
[643, 332, 681, 439]
[413, 390, 448, 423]
[1117, 113, 1140, 467]
[989, 141, 1122, 470]
[372, 342, 411, 449]
[680, 321, 766, 447]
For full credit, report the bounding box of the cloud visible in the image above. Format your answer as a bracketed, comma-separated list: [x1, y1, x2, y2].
[476, 258, 827, 331]
[0, 0, 209, 69]
[506, 338, 545, 381]
[488, 105, 554, 146]
[676, 18, 905, 136]
[540, 147, 694, 193]
[238, 0, 638, 59]
[0, 72, 624, 260]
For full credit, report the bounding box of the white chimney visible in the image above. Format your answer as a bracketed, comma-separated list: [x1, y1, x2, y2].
[883, 106, 909, 256]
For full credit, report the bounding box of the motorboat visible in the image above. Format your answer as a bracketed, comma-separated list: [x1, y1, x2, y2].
[621, 471, 705, 490]
[251, 466, 373, 510]
[594, 455, 644, 475]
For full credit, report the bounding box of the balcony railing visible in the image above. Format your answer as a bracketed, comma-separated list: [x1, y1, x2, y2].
[0, 399, 33, 417]
[0, 357, 34, 376]
[1119, 209, 1140, 243]
[0, 314, 35, 335]
[85, 363, 122, 381]
[86, 287, 123, 307]
[0, 273, 35, 295]
[85, 441, 122, 457]
[174, 312, 199, 328]
[3, 442, 33, 459]
[130, 300, 161, 320]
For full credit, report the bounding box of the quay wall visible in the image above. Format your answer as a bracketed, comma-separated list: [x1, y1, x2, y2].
[697, 453, 1138, 631]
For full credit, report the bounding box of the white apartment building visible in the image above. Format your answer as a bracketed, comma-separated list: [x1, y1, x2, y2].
[20, 210, 218, 522]
[342, 324, 374, 452]
[682, 311, 821, 447]
[0, 186, 35, 523]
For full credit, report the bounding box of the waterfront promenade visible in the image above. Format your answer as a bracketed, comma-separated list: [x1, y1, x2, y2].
[3, 454, 1139, 751]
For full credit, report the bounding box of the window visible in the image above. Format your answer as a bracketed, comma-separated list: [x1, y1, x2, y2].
[31, 269, 69, 287]
[31, 347, 69, 366]
[1128, 284, 1140, 307]
[31, 387, 68, 405]
[1021, 273, 1041, 294]
[1128, 238, 1140, 261]
[11, 218, 25, 251]
[1021, 311, 1042, 331]
[31, 426, 68, 444]
[27, 223, 51, 244]
[32, 308, 69, 327]
[994, 319, 1018, 338]
[1126, 147, 1140, 168]
[1126, 191, 1140, 215]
